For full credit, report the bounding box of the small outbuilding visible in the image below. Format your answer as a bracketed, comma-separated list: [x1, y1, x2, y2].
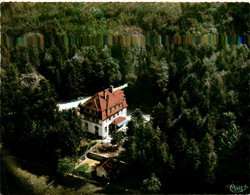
[96, 157, 115, 178]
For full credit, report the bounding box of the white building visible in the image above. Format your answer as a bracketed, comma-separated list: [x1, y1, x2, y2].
[80, 86, 128, 138]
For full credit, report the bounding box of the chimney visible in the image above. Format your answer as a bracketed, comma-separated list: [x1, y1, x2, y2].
[110, 85, 114, 93]
[103, 90, 107, 100]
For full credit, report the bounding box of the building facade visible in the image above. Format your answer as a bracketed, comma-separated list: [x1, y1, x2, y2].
[80, 86, 128, 138]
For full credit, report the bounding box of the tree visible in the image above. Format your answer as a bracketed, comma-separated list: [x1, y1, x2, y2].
[141, 173, 161, 193]
[111, 131, 125, 146]
[2, 2, 250, 193]
[126, 108, 145, 137]
[58, 156, 76, 173]
[199, 133, 218, 184]
[125, 109, 175, 184]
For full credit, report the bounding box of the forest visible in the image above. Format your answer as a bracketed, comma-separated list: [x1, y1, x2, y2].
[1, 2, 249, 194]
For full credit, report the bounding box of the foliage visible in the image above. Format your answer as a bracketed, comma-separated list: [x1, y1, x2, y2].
[72, 164, 91, 178]
[58, 157, 76, 173]
[92, 143, 118, 154]
[124, 44, 249, 192]
[58, 157, 91, 178]
[88, 141, 97, 149]
[111, 131, 125, 146]
[124, 109, 175, 179]
[141, 173, 161, 193]
[1, 2, 249, 193]
[1, 69, 85, 164]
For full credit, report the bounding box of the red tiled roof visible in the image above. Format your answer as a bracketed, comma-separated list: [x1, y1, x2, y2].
[111, 116, 126, 125]
[84, 87, 128, 120]
[98, 157, 115, 173]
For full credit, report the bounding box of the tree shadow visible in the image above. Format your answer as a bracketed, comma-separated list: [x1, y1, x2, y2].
[53, 174, 87, 190]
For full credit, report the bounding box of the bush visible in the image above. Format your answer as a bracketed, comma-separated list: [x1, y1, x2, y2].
[111, 131, 125, 146]
[89, 141, 97, 148]
[58, 157, 76, 173]
[141, 173, 161, 193]
[58, 157, 91, 178]
[92, 143, 118, 153]
[72, 164, 91, 178]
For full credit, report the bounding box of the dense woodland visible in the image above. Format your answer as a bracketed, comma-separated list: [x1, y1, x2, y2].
[1, 2, 249, 194]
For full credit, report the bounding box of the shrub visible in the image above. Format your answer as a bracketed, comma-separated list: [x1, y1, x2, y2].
[141, 173, 161, 193]
[89, 141, 97, 148]
[57, 157, 76, 173]
[58, 157, 91, 178]
[92, 143, 118, 153]
[72, 164, 91, 178]
[111, 131, 125, 146]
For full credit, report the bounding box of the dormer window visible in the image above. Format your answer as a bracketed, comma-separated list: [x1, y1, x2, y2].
[113, 106, 116, 110]
[109, 108, 112, 113]
[118, 103, 121, 108]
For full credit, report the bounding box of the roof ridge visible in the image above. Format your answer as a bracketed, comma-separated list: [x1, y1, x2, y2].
[106, 94, 109, 111]
[82, 87, 128, 120]
[100, 158, 114, 168]
[94, 98, 98, 110]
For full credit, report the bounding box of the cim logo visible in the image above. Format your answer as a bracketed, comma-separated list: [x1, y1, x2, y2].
[226, 184, 248, 193]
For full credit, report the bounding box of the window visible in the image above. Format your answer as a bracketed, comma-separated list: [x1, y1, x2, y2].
[109, 108, 112, 113]
[109, 117, 111, 121]
[118, 103, 121, 108]
[105, 127, 107, 133]
[89, 109, 92, 113]
[95, 126, 99, 135]
[113, 106, 116, 110]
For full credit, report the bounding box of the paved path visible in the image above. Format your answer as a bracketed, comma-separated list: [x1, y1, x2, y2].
[57, 96, 91, 111]
[57, 84, 128, 111]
